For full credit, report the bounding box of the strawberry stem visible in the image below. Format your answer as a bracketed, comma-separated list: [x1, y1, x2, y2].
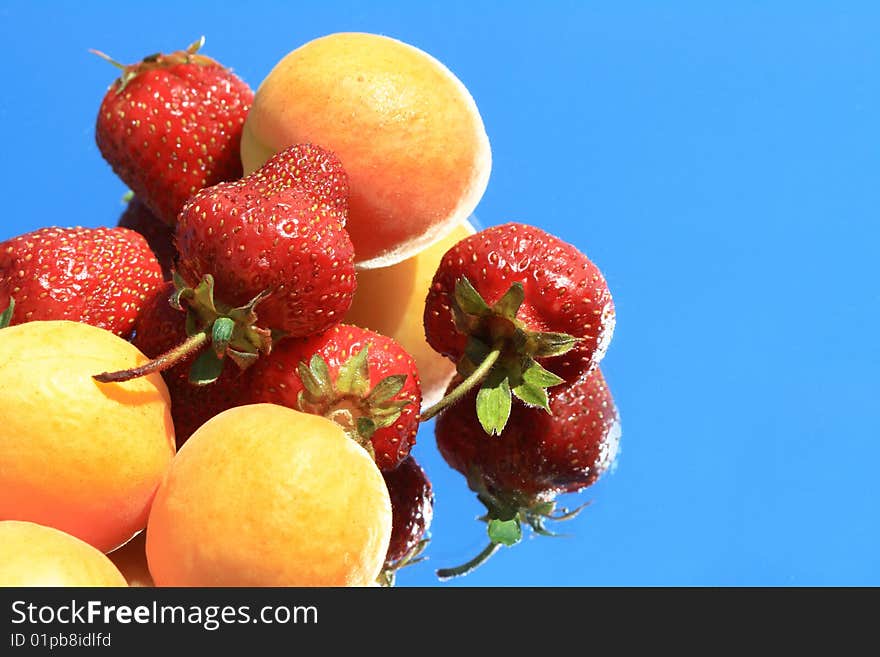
[420, 347, 501, 422]
[186, 36, 206, 56]
[93, 331, 208, 383]
[91, 38, 215, 95]
[88, 48, 126, 70]
[436, 542, 502, 581]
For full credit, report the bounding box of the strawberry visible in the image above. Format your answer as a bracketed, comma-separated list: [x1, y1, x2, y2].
[173, 144, 355, 338]
[132, 282, 249, 448]
[247, 324, 421, 471]
[116, 196, 176, 279]
[94, 144, 356, 385]
[0, 226, 163, 338]
[173, 158, 355, 332]
[422, 222, 615, 434]
[94, 37, 253, 226]
[257, 142, 350, 219]
[378, 456, 434, 586]
[434, 367, 621, 579]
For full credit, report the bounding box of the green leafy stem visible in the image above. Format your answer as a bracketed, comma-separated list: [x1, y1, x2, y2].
[93, 273, 276, 385]
[436, 495, 589, 581]
[420, 277, 578, 435]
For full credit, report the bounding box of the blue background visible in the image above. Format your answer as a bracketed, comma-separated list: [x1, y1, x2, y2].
[1, 1, 877, 586]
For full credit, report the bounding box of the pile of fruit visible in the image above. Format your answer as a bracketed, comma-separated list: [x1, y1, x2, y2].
[0, 32, 620, 587]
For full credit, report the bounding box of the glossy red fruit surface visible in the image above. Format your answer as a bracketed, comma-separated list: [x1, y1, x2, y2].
[382, 456, 434, 567]
[95, 39, 253, 225]
[425, 222, 615, 382]
[0, 226, 163, 338]
[436, 367, 621, 504]
[174, 146, 356, 338]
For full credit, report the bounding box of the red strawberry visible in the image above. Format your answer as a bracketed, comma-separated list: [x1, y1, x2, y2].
[256, 142, 350, 220]
[379, 456, 434, 586]
[132, 282, 249, 448]
[117, 196, 176, 279]
[434, 367, 621, 579]
[247, 324, 421, 471]
[0, 226, 163, 338]
[94, 37, 253, 226]
[174, 144, 355, 336]
[423, 222, 615, 434]
[94, 144, 356, 385]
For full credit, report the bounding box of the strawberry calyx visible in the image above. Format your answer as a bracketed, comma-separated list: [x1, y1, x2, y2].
[435, 473, 588, 580]
[0, 299, 13, 329]
[171, 272, 277, 381]
[377, 538, 430, 587]
[92, 273, 278, 385]
[296, 348, 412, 460]
[421, 276, 578, 434]
[90, 36, 219, 94]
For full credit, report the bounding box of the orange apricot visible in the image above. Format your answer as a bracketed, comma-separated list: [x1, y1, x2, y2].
[0, 521, 127, 587]
[146, 404, 392, 587]
[0, 321, 175, 552]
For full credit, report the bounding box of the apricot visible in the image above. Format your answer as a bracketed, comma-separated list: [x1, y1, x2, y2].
[241, 32, 491, 269]
[146, 404, 392, 587]
[0, 321, 175, 552]
[345, 220, 476, 408]
[0, 521, 127, 587]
